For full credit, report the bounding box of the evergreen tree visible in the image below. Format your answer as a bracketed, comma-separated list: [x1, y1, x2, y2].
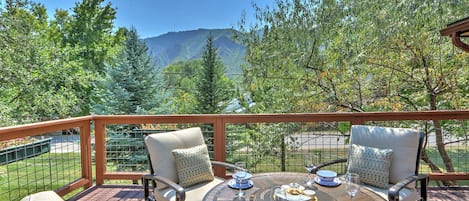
[194, 34, 233, 114]
[93, 27, 165, 115]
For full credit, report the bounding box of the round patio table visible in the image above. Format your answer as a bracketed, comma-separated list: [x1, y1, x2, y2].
[203, 172, 384, 201]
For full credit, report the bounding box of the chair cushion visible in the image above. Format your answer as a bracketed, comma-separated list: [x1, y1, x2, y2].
[144, 127, 206, 189]
[20, 191, 64, 201]
[347, 144, 393, 188]
[172, 144, 214, 187]
[350, 125, 420, 185]
[158, 177, 225, 201]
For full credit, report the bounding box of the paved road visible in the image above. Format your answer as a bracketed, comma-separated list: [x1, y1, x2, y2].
[49, 135, 82, 153]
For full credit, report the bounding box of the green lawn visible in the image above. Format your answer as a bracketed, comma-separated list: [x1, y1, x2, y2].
[0, 152, 82, 201]
[423, 147, 469, 172]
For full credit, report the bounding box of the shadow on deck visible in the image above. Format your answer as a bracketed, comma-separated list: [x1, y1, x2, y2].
[68, 185, 469, 201]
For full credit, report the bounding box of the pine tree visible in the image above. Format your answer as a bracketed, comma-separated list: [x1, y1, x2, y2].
[194, 34, 233, 114]
[93, 27, 165, 115]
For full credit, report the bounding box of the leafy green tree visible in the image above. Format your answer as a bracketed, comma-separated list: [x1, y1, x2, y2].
[237, 0, 353, 113]
[194, 34, 234, 114]
[236, 0, 343, 170]
[93, 27, 166, 115]
[343, 0, 469, 183]
[0, 0, 86, 125]
[65, 0, 117, 73]
[162, 60, 202, 114]
[55, 0, 121, 115]
[239, 0, 469, 181]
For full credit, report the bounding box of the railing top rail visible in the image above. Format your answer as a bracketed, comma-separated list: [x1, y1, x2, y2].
[92, 114, 219, 124]
[92, 110, 469, 124]
[221, 110, 469, 123]
[1, 110, 468, 141]
[0, 116, 93, 141]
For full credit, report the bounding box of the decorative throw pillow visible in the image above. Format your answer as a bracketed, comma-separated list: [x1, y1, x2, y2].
[172, 144, 214, 187]
[347, 144, 393, 188]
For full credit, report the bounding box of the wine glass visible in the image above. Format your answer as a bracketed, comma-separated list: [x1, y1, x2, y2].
[345, 173, 360, 200]
[303, 154, 315, 188]
[234, 162, 247, 198]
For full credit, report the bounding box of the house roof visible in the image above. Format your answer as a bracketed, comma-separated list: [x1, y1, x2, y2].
[440, 16, 469, 52]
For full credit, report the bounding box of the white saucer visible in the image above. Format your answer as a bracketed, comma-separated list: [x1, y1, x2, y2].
[228, 179, 254, 189]
[314, 176, 341, 187]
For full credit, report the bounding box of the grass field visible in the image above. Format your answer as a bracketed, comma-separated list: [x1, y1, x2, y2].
[0, 152, 82, 201]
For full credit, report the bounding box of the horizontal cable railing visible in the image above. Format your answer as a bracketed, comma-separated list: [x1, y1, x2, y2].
[0, 111, 468, 200]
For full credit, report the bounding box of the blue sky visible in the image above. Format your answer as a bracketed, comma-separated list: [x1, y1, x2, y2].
[36, 0, 274, 38]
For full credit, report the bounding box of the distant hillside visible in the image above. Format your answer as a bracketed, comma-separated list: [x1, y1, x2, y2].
[144, 28, 246, 77]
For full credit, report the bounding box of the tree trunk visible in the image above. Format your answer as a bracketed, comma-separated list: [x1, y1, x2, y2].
[429, 93, 456, 186]
[433, 120, 455, 173]
[433, 119, 456, 186]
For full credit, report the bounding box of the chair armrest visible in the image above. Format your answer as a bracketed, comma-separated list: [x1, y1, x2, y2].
[388, 174, 428, 201]
[211, 161, 245, 171]
[143, 173, 186, 201]
[310, 158, 348, 174]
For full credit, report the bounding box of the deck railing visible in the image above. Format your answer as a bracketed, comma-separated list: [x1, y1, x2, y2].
[0, 111, 468, 200]
[0, 116, 93, 200]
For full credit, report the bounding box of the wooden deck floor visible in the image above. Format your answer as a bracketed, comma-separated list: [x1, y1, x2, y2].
[68, 185, 145, 201]
[428, 187, 469, 201]
[68, 185, 469, 201]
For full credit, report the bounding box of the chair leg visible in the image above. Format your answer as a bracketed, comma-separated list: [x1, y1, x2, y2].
[143, 178, 149, 200]
[418, 174, 428, 201]
[143, 177, 153, 201]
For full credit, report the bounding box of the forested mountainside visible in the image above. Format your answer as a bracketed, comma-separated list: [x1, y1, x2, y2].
[144, 28, 246, 77]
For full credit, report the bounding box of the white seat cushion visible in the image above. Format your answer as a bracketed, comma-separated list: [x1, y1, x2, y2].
[20, 191, 64, 201]
[144, 127, 206, 189]
[158, 177, 224, 201]
[363, 184, 419, 201]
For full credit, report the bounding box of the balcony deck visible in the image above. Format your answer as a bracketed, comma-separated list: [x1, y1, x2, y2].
[1, 111, 468, 201]
[68, 185, 468, 201]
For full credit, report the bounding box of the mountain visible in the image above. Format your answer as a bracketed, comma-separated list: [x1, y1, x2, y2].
[144, 28, 246, 77]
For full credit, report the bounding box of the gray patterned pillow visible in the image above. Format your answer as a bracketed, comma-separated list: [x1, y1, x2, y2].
[172, 144, 214, 187]
[347, 144, 393, 188]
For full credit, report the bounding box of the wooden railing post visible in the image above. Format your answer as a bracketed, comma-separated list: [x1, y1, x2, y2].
[213, 116, 227, 177]
[94, 119, 106, 185]
[80, 122, 93, 188]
